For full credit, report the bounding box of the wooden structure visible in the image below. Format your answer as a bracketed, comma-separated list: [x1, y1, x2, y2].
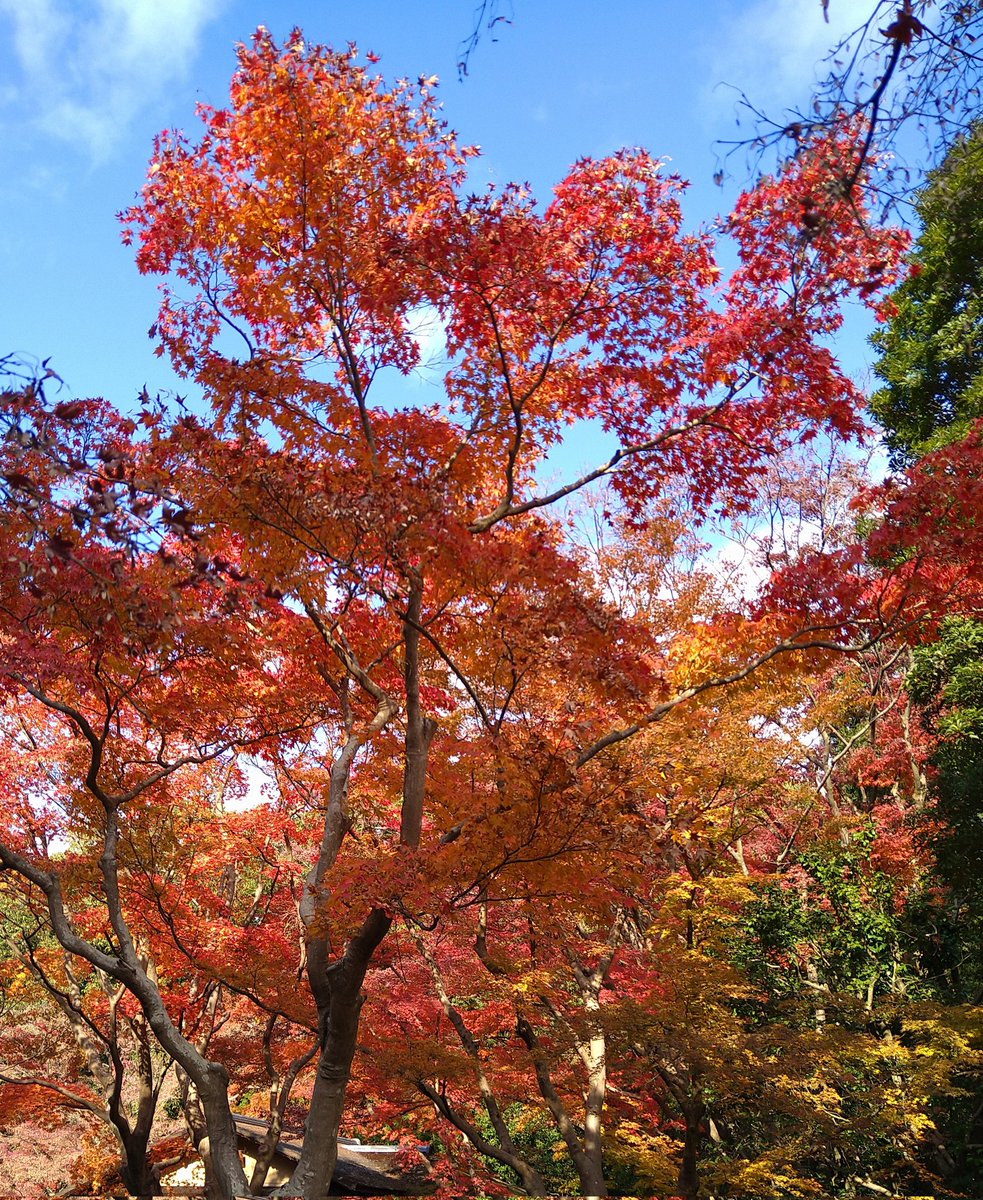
[232, 1115, 434, 1195]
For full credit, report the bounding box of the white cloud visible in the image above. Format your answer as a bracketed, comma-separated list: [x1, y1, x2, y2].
[701, 0, 882, 127]
[0, 0, 225, 160]
[406, 303, 448, 385]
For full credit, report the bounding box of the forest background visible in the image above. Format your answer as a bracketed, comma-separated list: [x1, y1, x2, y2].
[2, 3, 983, 1200]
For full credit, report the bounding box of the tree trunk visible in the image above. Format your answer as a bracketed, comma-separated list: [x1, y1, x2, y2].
[276, 909, 392, 1198]
[517, 1014, 608, 1198]
[678, 1100, 705, 1200]
[118, 1138, 162, 1198]
[281, 583, 431, 1199]
[179, 1065, 249, 1200]
[115, 1024, 163, 1196]
[195, 1071, 248, 1200]
[249, 998, 318, 1190]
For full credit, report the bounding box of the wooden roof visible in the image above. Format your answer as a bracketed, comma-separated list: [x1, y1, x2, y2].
[232, 1116, 434, 1196]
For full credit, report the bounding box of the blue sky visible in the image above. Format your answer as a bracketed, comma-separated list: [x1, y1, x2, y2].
[0, 0, 878, 415]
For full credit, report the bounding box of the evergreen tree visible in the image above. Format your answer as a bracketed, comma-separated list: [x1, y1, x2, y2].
[872, 125, 983, 466]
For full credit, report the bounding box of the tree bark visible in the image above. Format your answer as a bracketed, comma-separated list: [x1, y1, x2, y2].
[281, 581, 433, 1199]
[678, 1104, 704, 1200]
[276, 909, 392, 1197]
[248, 1018, 318, 1192]
[516, 1015, 608, 1197]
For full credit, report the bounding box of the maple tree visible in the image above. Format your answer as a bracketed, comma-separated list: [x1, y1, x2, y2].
[436, 447, 983, 1196]
[357, 602, 983, 1198]
[0, 860, 172, 1195]
[0, 375, 317, 1195]
[0, 24, 948, 1200]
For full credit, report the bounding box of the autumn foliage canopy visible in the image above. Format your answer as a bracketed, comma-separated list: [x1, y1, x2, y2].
[1, 27, 982, 1200]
